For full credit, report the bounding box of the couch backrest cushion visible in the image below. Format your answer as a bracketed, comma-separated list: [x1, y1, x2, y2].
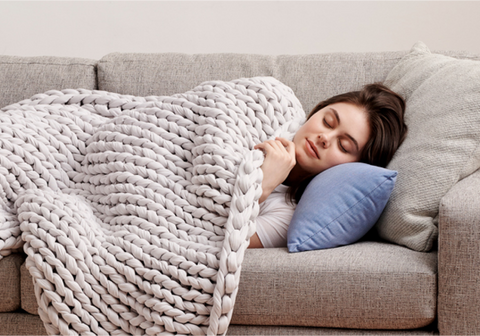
[378, 42, 480, 252]
[0, 56, 97, 109]
[98, 53, 277, 103]
[98, 51, 410, 114]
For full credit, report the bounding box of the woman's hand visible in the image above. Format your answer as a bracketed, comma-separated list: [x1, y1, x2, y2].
[255, 137, 296, 203]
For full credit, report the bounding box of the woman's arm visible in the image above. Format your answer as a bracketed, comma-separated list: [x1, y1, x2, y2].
[248, 233, 264, 248]
[249, 184, 296, 248]
[249, 138, 296, 249]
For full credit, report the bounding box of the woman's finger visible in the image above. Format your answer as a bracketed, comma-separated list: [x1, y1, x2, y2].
[276, 137, 296, 154]
[255, 138, 292, 154]
[254, 140, 273, 150]
[275, 137, 290, 146]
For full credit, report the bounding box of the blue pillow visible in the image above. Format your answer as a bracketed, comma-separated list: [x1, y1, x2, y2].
[287, 162, 397, 253]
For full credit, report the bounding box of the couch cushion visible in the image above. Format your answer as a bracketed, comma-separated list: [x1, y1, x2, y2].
[275, 52, 409, 114]
[227, 325, 437, 335]
[0, 253, 24, 312]
[20, 261, 38, 315]
[98, 52, 276, 101]
[232, 242, 436, 330]
[377, 42, 480, 252]
[0, 312, 46, 335]
[98, 52, 409, 115]
[0, 56, 97, 109]
[19, 242, 437, 330]
[98, 51, 480, 118]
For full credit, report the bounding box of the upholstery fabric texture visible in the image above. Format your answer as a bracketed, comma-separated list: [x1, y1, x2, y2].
[287, 163, 397, 252]
[231, 243, 437, 330]
[18, 241, 438, 331]
[0, 313, 46, 335]
[0, 77, 303, 335]
[0, 253, 23, 312]
[98, 51, 411, 115]
[0, 56, 97, 109]
[226, 325, 437, 336]
[0, 313, 436, 336]
[378, 41, 480, 252]
[438, 169, 480, 335]
[20, 261, 38, 315]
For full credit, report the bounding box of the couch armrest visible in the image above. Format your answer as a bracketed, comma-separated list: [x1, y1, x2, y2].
[438, 170, 480, 335]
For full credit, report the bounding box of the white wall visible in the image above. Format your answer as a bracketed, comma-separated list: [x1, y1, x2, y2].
[1, 1, 479, 60]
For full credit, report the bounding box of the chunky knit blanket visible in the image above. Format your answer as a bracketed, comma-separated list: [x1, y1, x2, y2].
[0, 77, 304, 335]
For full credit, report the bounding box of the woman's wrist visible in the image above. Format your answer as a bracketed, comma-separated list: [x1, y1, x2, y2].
[259, 182, 277, 203]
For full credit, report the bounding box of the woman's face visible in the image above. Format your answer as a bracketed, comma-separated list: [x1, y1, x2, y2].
[293, 102, 370, 178]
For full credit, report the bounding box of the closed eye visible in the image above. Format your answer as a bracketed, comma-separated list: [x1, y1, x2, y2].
[323, 118, 332, 128]
[338, 140, 348, 153]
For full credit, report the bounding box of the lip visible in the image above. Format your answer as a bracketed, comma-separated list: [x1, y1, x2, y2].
[306, 139, 320, 159]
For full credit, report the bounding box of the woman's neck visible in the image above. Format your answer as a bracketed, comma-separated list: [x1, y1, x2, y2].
[284, 164, 311, 186]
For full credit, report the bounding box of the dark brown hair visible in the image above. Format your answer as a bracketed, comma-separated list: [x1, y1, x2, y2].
[289, 83, 408, 203]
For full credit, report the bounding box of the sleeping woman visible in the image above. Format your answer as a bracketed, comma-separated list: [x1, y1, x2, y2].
[249, 83, 408, 248]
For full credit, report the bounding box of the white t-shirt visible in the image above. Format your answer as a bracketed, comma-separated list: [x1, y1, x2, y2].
[255, 184, 296, 248]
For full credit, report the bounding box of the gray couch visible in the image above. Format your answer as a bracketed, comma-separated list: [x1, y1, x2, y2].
[0, 50, 479, 335]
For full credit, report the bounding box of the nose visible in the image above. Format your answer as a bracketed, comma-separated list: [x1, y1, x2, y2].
[318, 133, 330, 148]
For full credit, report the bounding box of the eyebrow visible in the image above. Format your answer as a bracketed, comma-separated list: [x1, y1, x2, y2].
[330, 107, 360, 152]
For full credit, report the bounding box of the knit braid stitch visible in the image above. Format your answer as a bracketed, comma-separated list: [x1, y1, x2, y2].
[0, 77, 304, 335]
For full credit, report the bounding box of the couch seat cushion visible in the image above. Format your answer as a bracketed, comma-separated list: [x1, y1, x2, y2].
[0, 312, 46, 335]
[232, 242, 436, 330]
[0, 253, 24, 312]
[20, 261, 38, 315]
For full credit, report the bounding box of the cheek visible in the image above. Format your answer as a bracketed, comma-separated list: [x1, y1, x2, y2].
[300, 118, 321, 133]
[328, 151, 356, 166]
